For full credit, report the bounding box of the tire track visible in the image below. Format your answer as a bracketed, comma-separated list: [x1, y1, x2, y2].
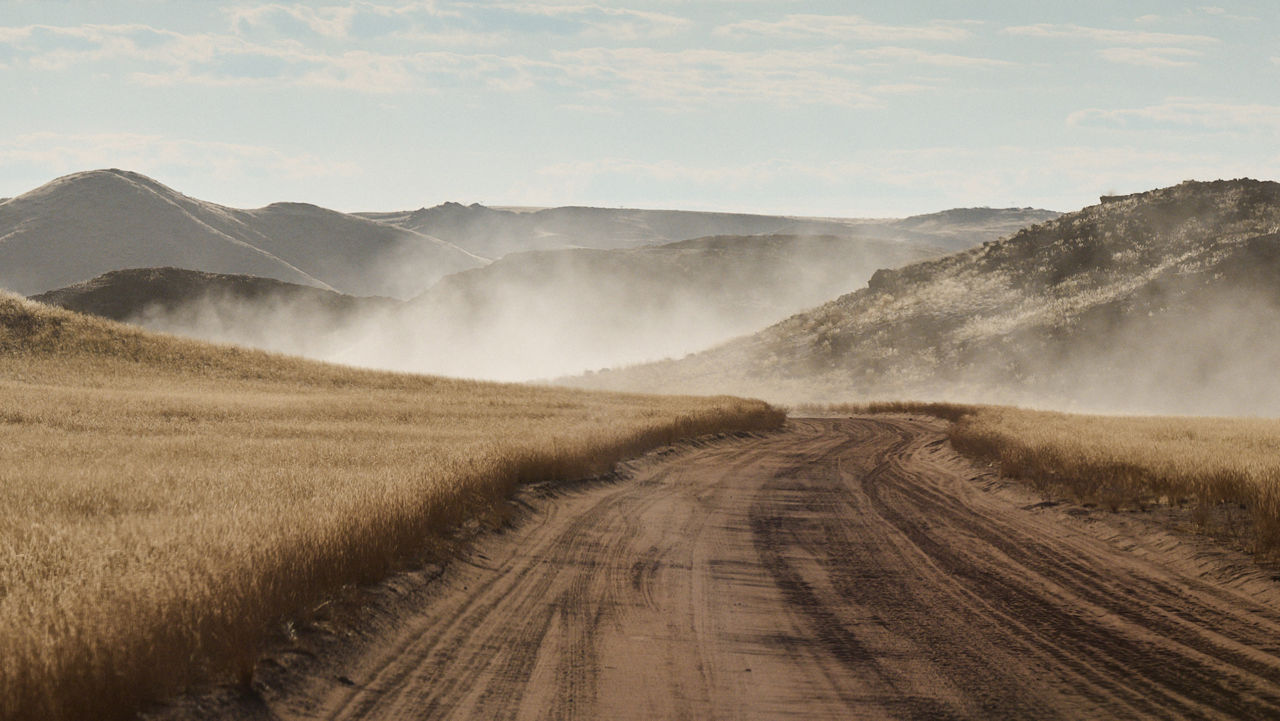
[850, 418, 1280, 718]
[225, 418, 1280, 721]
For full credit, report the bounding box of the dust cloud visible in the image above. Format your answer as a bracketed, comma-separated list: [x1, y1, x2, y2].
[980, 283, 1280, 417]
[124, 240, 1280, 418]
[120, 184, 1280, 418]
[129, 289, 398, 364]
[125, 235, 927, 383]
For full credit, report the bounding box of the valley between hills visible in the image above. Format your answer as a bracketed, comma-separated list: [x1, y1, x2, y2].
[6, 170, 1280, 720]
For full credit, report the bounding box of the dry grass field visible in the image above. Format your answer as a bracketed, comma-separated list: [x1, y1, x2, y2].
[0, 292, 783, 721]
[822, 401, 1280, 551]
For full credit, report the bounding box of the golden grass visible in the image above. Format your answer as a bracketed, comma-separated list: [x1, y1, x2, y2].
[811, 401, 1280, 553]
[0, 293, 784, 721]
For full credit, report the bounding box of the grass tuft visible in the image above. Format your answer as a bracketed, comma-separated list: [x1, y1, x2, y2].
[846, 400, 1280, 556]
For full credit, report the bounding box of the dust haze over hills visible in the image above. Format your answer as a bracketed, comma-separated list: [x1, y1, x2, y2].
[8, 169, 1056, 381]
[27, 234, 942, 381]
[10, 168, 1280, 414]
[570, 179, 1280, 416]
[348, 234, 942, 380]
[30, 268, 398, 360]
[359, 202, 1053, 258]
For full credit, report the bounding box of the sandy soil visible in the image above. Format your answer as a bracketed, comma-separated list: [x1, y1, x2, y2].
[161, 416, 1280, 720]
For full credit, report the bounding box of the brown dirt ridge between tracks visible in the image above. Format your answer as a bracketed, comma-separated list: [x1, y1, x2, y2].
[166, 416, 1280, 720]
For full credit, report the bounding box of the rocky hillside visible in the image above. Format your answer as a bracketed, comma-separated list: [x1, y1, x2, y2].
[0, 169, 484, 297]
[568, 180, 1280, 415]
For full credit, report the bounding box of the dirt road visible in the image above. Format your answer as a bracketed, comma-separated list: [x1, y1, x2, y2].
[256, 417, 1280, 720]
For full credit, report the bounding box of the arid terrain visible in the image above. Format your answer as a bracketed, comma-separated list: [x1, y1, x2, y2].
[6, 0, 1279, 718]
[28, 233, 944, 379]
[11, 170, 1053, 379]
[572, 180, 1280, 415]
[0, 292, 780, 721]
[7, 169, 1280, 721]
[151, 416, 1280, 720]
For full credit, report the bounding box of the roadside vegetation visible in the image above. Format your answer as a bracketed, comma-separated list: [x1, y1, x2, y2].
[814, 401, 1280, 552]
[0, 292, 784, 721]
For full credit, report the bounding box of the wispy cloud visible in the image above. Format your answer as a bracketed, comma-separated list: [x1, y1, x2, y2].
[3, 23, 226, 72]
[0, 132, 357, 181]
[1005, 22, 1217, 71]
[0, 20, 551, 93]
[386, 28, 510, 46]
[474, 3, 692, 40]
[1068, 99, 1280, 132]
[716, 14, 973, 42]
[550, 46, 880, 107]
[1133, 6, 1256, 24]
[555, 103, 621, 116]
[855, 46, 1011, 68]
[1098, 46, 1203, 67]
[0, 10, 1004, 104]
[1194, 6, 1257, 21]
[3, 3, 1273, 217]
[1003, 23, 1217, 46]
[0, 18, 924, 104]
[227, 1, 456, 39]
[230, 4, 361, 38]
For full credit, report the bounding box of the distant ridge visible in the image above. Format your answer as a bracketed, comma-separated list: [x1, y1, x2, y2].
[0, 169, 484, 297]
[568, 179, 1280, 415]
[361, 202, 1059, 258]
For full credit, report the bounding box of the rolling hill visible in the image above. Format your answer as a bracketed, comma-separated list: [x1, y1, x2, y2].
[568, 179, 1280, 416]
[30, 267, 398, 359]
[361, 202, 1058, 258]
[0, 169, 484, 298]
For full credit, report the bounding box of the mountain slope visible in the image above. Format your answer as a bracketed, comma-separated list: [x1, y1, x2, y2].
[235, 201, 485, 297]
[0, 169, 483, 297]
[362, 202, 1058, 258]
[568, 179, 1280, 415]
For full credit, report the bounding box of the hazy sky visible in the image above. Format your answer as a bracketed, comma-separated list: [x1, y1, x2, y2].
[1, 1, 1277, 216]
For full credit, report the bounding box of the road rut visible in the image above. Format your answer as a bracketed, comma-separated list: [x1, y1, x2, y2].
[261, 417, 1280, 720]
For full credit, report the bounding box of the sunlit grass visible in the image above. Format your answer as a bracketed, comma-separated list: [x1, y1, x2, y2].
[818, 401, 1280, 552]
[0, 293, 783, 721]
